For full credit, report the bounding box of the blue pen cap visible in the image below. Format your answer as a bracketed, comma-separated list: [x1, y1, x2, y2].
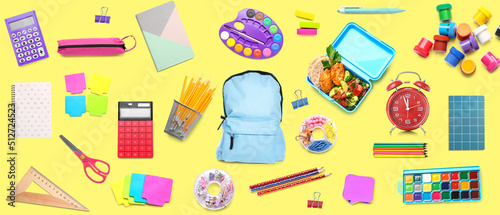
[439, 22, 456, 38]
[445, 47, 465, 67]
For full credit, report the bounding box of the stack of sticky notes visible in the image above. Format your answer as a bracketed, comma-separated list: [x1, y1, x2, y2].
[111, 173, 173, 207]
[65, 73, 110, 117]
[295, 10, 320, 35]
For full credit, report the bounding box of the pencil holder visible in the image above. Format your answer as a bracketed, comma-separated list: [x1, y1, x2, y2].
[164, 100, 202, 140]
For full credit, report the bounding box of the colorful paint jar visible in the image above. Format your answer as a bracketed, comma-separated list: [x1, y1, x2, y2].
[495, 25, 500, 38]
[436, 4, 452, 22]
[459, 35, 479, 54]
[457, 23, 472, 41]
[433, 35, 449, 53]
[473, 25, 492, 44]
[480, 52, 500, 73]
[414, 37, 433, 58]
[472, 7, 492, 25]
[445, 47, 465, 67]
[461, 59, 476, 75]
[439, 22, 456, 38]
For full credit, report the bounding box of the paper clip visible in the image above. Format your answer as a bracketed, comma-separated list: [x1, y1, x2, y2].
[292, 90, 308, 109]
[95, 7, 110, 24]
[307, 192, 323, 209]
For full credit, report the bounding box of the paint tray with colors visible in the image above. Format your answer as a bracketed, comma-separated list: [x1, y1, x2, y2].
[399, 166, 481, 204]
[219, 8, 283, 59]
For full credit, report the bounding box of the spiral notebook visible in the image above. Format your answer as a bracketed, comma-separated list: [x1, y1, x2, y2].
[12, 82, 52, 138]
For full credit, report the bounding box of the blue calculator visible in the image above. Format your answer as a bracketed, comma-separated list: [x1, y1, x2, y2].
[5, 11, 48, 66]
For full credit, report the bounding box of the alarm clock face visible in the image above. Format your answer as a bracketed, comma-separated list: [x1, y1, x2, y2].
[387, 87, 429, 131]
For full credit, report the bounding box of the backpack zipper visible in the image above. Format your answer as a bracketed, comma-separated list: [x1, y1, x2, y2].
[230, 133, 234, 150]
[58, 44, 126, 49]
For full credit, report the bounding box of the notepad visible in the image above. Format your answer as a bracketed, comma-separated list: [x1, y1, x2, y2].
[136, 1, 194, 72]
[13, 82, 52, 138]
[111, 178, 130, 207]
[130, 173, 147, 203]
[65, 95, 86, 117]
[449, 96, 485, 150]
[142, 175, 173, 206]
[87, 94, 108, 116]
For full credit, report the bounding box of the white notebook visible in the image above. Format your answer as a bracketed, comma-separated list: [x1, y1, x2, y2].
[13, 82, 52, 138]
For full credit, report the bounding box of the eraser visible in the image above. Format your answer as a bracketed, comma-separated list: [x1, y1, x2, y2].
[297, 28, 317, 35]
[295, 10, 315, 20]
[300, 22, 320, 29]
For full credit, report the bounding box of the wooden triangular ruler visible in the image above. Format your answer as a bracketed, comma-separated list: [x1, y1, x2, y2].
[7, 166, 89, 211]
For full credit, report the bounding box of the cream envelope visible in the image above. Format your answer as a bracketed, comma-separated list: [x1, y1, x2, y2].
[136, 1, 194, 72]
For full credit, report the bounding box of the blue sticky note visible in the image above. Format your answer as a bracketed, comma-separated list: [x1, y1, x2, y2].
[129, 173, 147, 203]
[65, 96, 86, 117]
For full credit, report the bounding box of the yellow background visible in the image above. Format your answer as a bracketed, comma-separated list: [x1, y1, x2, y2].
[1, 0, 499, 214]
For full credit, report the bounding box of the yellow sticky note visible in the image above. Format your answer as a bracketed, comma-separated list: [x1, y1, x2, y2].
[111, 178, 130, 207]
[88, 73, 111, 95]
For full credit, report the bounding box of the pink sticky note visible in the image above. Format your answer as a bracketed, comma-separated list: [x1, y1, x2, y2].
[342, 174, 375, 204]
[142, 175, 173, 206]
[297, 28, 317, 35]
[65, 73, 86, 94]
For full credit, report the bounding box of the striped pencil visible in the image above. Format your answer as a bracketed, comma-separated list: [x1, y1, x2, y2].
[249, 167, 323, 189]
[257, 173, 331, 196]
[373, 152, 426, 155]
[251, 169, 324, 192]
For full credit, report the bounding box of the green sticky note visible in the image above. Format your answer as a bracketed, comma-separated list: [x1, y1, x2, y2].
[123, 175, 145, 205]
[87, 94, 108, 116]
[300, 22, 320, 29]
[88, 73, 111, 95]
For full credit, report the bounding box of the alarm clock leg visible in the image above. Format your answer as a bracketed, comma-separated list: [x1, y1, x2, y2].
[419, 125, 426, 135]
[389, 125, 396, 134]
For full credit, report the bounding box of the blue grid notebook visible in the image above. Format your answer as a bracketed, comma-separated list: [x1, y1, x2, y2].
[449, 96, 485, 150]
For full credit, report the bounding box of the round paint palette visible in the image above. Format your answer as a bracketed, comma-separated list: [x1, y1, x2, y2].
[219, 8, 283, 59]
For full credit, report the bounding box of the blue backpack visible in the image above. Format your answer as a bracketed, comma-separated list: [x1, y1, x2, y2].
[216, 71, 286, 164]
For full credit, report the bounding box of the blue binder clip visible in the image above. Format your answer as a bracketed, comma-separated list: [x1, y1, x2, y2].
[292, 90, 308, 109]
[95, 7, 110, 24]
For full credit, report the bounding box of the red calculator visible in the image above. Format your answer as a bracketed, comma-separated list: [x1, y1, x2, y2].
[118, 102, 153, 158]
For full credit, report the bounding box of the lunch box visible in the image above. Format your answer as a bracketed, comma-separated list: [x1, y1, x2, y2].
[307, 22, 396, 113]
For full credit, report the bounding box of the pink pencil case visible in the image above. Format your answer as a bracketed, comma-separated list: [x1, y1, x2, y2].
[57, 35, 136, 56]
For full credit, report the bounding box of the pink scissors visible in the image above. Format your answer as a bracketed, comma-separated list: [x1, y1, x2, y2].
[59, 135, 110, 183]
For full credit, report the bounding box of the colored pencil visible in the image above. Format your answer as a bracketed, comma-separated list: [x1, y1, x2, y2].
[257, 173, 331, 196]
[251, 169, 324, 192]
[373, 147, 425, 150]
[373, 152, 426, 155]
[374, 145, 425, 148]
[373, 155, 427, 158]
[374, 150, 426, 152]
[249, 167, 323, 189]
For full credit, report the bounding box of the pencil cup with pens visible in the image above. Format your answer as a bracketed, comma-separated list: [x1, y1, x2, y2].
[164, 75, 215, 140]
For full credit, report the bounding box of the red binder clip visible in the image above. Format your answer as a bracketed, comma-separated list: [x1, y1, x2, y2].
[307, 192, 323, 209]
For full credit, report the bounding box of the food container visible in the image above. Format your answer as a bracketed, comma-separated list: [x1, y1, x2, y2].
[472, 6, 492, 25]
[306, 22, 395, 113]
[473, 25, 492, 44]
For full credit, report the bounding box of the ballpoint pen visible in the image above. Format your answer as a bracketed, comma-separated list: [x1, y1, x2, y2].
[338, 6, 405, 14]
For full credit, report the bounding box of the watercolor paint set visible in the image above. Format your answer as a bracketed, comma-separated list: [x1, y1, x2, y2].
[399, 166, 481, 204]
[219, 8, 283, 59]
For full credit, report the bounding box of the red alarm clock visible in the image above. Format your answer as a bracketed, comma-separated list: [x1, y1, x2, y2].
[386, 72, 430, 134]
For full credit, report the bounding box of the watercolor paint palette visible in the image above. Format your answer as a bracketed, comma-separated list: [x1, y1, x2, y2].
[399, 166, 481, 204]
[219, 8, 283, 59]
